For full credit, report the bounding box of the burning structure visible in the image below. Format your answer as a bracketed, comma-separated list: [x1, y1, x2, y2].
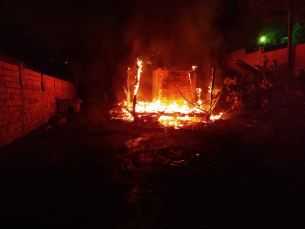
[110, 59, 223, 127]
[152, 68, 196, 105]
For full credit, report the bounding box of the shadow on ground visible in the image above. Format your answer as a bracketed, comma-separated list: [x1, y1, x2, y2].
[0, 112, 305, 228]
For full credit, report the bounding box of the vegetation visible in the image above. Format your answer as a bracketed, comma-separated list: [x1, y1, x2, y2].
[225, 0, 305, 53]
[224, 59, 305, 123]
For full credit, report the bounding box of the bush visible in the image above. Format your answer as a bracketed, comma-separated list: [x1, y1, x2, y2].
[224, 58, 305, 120]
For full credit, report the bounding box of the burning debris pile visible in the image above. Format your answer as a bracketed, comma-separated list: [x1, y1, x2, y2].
[109, 59, 223, 128]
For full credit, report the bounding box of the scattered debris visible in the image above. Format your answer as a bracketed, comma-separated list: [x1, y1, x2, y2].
[46, 115, 67, 130]
[109, 59, 224, 128]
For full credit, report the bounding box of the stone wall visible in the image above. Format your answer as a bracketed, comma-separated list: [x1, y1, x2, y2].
[0, 61, 76, 148]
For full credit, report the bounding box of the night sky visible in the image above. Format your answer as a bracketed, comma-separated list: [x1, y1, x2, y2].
[0, 0, 239, 56]
[0, 0, 240, 101]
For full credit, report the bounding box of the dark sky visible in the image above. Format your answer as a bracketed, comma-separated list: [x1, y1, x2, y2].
[0, 0, 240, 102]
[0, 0, 239, 56]
[0, 0, 93, 55]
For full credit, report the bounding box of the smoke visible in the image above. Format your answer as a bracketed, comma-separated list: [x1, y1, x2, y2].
[0, 0, 227, 104]
[60, 0, 225, 103]
[118, 0, 225, 102]
[124, 0, 224, 65]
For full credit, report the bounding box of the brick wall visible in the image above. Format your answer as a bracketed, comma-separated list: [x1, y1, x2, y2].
[152, 68, 196, 105]
[223, 43, 305, 73]
[0, 61, 76, 148]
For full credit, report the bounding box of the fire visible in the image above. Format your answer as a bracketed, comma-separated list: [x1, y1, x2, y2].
[196, 88, 202, 105]
[208, 81, 212, 94]
[133, 59, 143, 96]
[136, 100, 192, 114]
[110, 99, 224, 127]
[109, 58, 223, 128]
[210, 112, 223, 121]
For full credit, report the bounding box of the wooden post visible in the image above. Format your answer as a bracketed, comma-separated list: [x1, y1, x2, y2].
[192, 70, 196, 104]
[209, 66, 216, 111]
[132, 62, 139, 118]
[127, 67, 130, 109]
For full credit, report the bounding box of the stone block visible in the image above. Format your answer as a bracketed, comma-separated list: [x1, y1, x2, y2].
[5, 100, 13, 106]
[3, 94, 9, 100]
[12, 82, 19, 88]
[7, 88, 14, 93]
[12, 71, 19, 77]
[0, 87, 7, 93]
[4, 112, 12, 119]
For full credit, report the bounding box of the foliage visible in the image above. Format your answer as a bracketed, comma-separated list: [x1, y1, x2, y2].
[255, 22, 305, 52]
[226, 0, 305, 53]
[224, 59, 305, 120]
[280, 22, 305, 45]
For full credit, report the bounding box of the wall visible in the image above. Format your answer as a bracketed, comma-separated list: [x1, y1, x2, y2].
[223, 43, 305, 73]
[294, 43, 305, 69]
[152, 68, 196, 105]
[0, 61, 76, 148]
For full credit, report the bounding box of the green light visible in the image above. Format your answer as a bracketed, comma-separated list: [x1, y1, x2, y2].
[260, 36, 266, 42]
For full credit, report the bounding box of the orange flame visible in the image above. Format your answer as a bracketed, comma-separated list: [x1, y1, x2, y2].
[196, 88, 202, 105]
[110, 60, 223, 127]
[134, 59, 143, 96]
[110, 100, 223, 128]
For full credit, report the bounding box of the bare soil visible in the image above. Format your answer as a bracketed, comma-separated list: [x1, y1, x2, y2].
[0, 110, 305, 229]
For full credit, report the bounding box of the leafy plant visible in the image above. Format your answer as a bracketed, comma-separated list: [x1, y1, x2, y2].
[224, 58, 305, 119]
[281, 22, 305, 45]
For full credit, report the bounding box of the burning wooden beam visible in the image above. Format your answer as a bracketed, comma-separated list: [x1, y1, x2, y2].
[109, 63, 224, 127]
[209, 66, 216, 112]
[127, 67, 130, 109]
[132, 59, 143, 118]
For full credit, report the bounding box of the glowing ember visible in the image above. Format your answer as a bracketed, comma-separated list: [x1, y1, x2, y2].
[109, 59, 223, 128]
[109, 100, 224, 127]
[210, 112, 223, 121]
[208, 82, 212, 94]
[196, 88, 202, 105]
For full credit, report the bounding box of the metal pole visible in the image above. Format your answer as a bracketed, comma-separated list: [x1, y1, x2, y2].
[287, 5, 292, 73]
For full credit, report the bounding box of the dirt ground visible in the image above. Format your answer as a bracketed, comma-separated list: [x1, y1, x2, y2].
[0, 109, 305, 228]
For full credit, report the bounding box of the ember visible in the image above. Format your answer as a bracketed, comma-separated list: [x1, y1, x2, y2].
[110, 59, 223, 127]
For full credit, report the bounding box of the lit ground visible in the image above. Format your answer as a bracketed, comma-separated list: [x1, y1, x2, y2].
[0, 108, 305, 228]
